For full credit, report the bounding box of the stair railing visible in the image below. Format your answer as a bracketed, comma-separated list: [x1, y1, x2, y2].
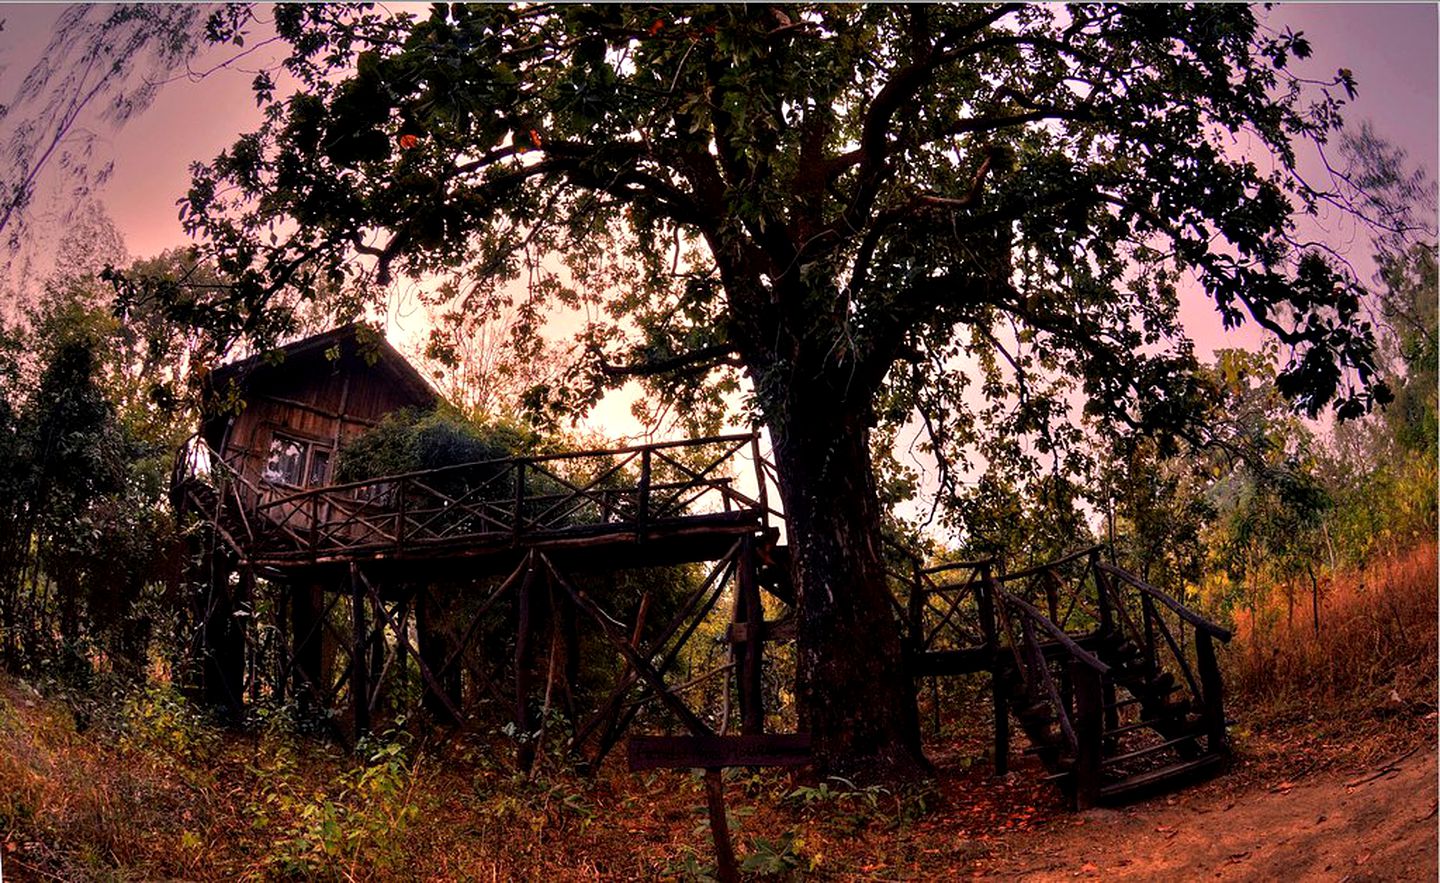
[996, 588, 1110, 807]
[1094, 563, 1232, 755]
[172, 435, 267, 552]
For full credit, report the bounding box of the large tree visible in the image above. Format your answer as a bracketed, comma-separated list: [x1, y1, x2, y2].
[166, 4, 1388, 776]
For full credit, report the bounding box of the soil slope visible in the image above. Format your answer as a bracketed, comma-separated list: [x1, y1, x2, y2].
[977, 746, 1437, 881]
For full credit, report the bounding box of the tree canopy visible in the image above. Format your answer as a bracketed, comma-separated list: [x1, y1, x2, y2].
[159, 3, 1395, 774]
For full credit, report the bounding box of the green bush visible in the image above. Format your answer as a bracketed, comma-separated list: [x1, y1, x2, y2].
[335, 406, 539, 482]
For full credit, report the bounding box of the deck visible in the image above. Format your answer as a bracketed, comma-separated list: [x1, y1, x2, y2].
[176, 432, 778, 581]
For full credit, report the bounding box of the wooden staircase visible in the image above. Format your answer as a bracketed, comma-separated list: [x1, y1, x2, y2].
[899, 547, 1233, 808]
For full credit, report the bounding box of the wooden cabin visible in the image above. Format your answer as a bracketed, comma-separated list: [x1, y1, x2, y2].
[200, 323, 437, 493]
[187, 324, 439, 720]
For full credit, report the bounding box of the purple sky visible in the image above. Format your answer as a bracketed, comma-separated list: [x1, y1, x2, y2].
[0, 3, 1434, 422]
[36, 4, 1434, 259]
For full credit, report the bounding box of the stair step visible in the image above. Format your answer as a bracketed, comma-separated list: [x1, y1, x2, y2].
[1100, 685, 1180, 711]
[1106, 682, 1180, 710]
[1023, 738, 1064, 756]
[1147, 671, 1176, 691]
[1105, 717, 1171, 737]
[1102, 733, 1201, 767]
[1098, 754, 1225, 801]
[1017, 701, 1054, 720]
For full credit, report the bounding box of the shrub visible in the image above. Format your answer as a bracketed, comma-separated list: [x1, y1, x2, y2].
[1228, 540, 1437, 715]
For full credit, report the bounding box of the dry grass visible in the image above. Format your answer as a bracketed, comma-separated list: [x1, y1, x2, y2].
[1228, 540, 1438, 719]
[2, 543, 1435, 880]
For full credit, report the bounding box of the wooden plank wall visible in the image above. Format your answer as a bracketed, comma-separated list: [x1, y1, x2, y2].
[219, 352, 431, 489]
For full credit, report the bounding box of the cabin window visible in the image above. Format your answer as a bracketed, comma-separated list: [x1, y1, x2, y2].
[263, 434, 333, 488]
[307, 449, 331, 486]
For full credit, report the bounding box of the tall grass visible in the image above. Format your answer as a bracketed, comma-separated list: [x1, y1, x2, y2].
[1228, 540, 1437, 713]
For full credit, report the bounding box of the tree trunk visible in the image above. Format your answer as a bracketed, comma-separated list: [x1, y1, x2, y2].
[768, 401, 928, 780]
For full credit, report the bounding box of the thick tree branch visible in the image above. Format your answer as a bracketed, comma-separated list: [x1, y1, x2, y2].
[595, 342, 743, 379]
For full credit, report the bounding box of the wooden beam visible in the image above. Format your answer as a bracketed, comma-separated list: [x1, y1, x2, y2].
[723, 615, 797, 644]
[627, 734, 813, 771]
[543, 554, 714, 738]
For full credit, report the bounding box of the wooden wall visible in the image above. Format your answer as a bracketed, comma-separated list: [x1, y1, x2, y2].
[211, 347, 433, 492]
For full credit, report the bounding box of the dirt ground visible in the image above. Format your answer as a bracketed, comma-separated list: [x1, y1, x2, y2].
[974, 744, 1438, 881]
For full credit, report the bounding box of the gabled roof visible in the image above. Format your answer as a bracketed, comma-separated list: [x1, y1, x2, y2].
[205, 323, 438, 410]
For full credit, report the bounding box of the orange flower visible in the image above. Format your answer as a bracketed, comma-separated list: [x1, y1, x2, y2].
[648, 19, 664, 36]
[529, 129, 543, 148]
[398, 133, 420, 149]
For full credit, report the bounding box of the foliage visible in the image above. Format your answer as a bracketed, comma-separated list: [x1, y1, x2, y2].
[785, 776, 933, 835]
[120, 681, 217, 764]
[247, 724, 422, 880]
[175, 4, 1386, 428]
[1227, 540, 1437, 715]
[335, 405, 540, 482]
[0, 240, 211, 695]
[740, 831, 810, 876]
[148, 0, 1401, 774]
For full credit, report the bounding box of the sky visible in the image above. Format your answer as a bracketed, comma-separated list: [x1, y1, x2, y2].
[0, 2, 1435, 443]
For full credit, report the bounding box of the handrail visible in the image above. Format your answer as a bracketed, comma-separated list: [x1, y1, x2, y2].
[258, 433, 758, 511]
[921, 558, 995, 578]
[996, 545, 1103, 584]
[998, 590, 1110, 674]
[1096, 563, 1232, 641]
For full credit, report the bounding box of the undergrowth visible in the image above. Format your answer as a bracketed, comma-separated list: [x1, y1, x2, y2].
[1228, 540, 1438, 721]
[0, 542, 1434, 879]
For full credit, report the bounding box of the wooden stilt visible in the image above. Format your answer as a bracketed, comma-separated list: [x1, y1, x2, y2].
[703, 768, 739, 883]
[514, 555, 539, 772]
[417, 585, 461, 723]
[737, 537, 764, 736]
[351, 564, 370, 738]
[290, 582, 326, 717]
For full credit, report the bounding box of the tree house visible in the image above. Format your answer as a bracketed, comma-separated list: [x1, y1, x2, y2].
[176, 325, 1233, 807]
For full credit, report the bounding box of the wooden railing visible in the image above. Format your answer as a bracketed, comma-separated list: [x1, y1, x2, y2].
[990, 547, 1232, 806]
[177, 433, 774, 562]
[1094, 562, 1232, 756]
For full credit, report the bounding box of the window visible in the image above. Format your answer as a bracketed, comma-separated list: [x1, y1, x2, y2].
[307, 448, 331, 486]
[263, 434, 333, 488]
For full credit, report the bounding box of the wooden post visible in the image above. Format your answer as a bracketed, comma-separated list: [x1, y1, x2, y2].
[514, 557, 538, 772]
[417, 586, 460, 724]
[1196, 631, 1227, 755]
[200, 549, 245, 721]
[513, 461, 526, 538]
[395, 477, 407, 546]
[737, 537, 765, 736]
[367, 595, 387, 718]
[1092, 556, 1119, 740]
[978, 570, 1010, 775]
[1072, 662, 1104, 810]
[350, 564, 370, 738]
[637, 448, 651, 532]
[1091, 550, 1112, 636]
[750, 433, 768, 522]
[291, 582, 326, 717]
[1142, 594, 1159, 681]
[703, 768, 740, 883]
[906, 569, 925, 654]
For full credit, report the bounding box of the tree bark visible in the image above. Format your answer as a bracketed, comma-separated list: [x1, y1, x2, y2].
[767, 397, 928, 780]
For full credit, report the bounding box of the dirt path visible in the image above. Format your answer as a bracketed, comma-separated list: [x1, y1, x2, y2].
[976, 746, 1437, 881]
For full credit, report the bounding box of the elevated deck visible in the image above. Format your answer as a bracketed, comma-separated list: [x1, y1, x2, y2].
[178, 432, 778, 581]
